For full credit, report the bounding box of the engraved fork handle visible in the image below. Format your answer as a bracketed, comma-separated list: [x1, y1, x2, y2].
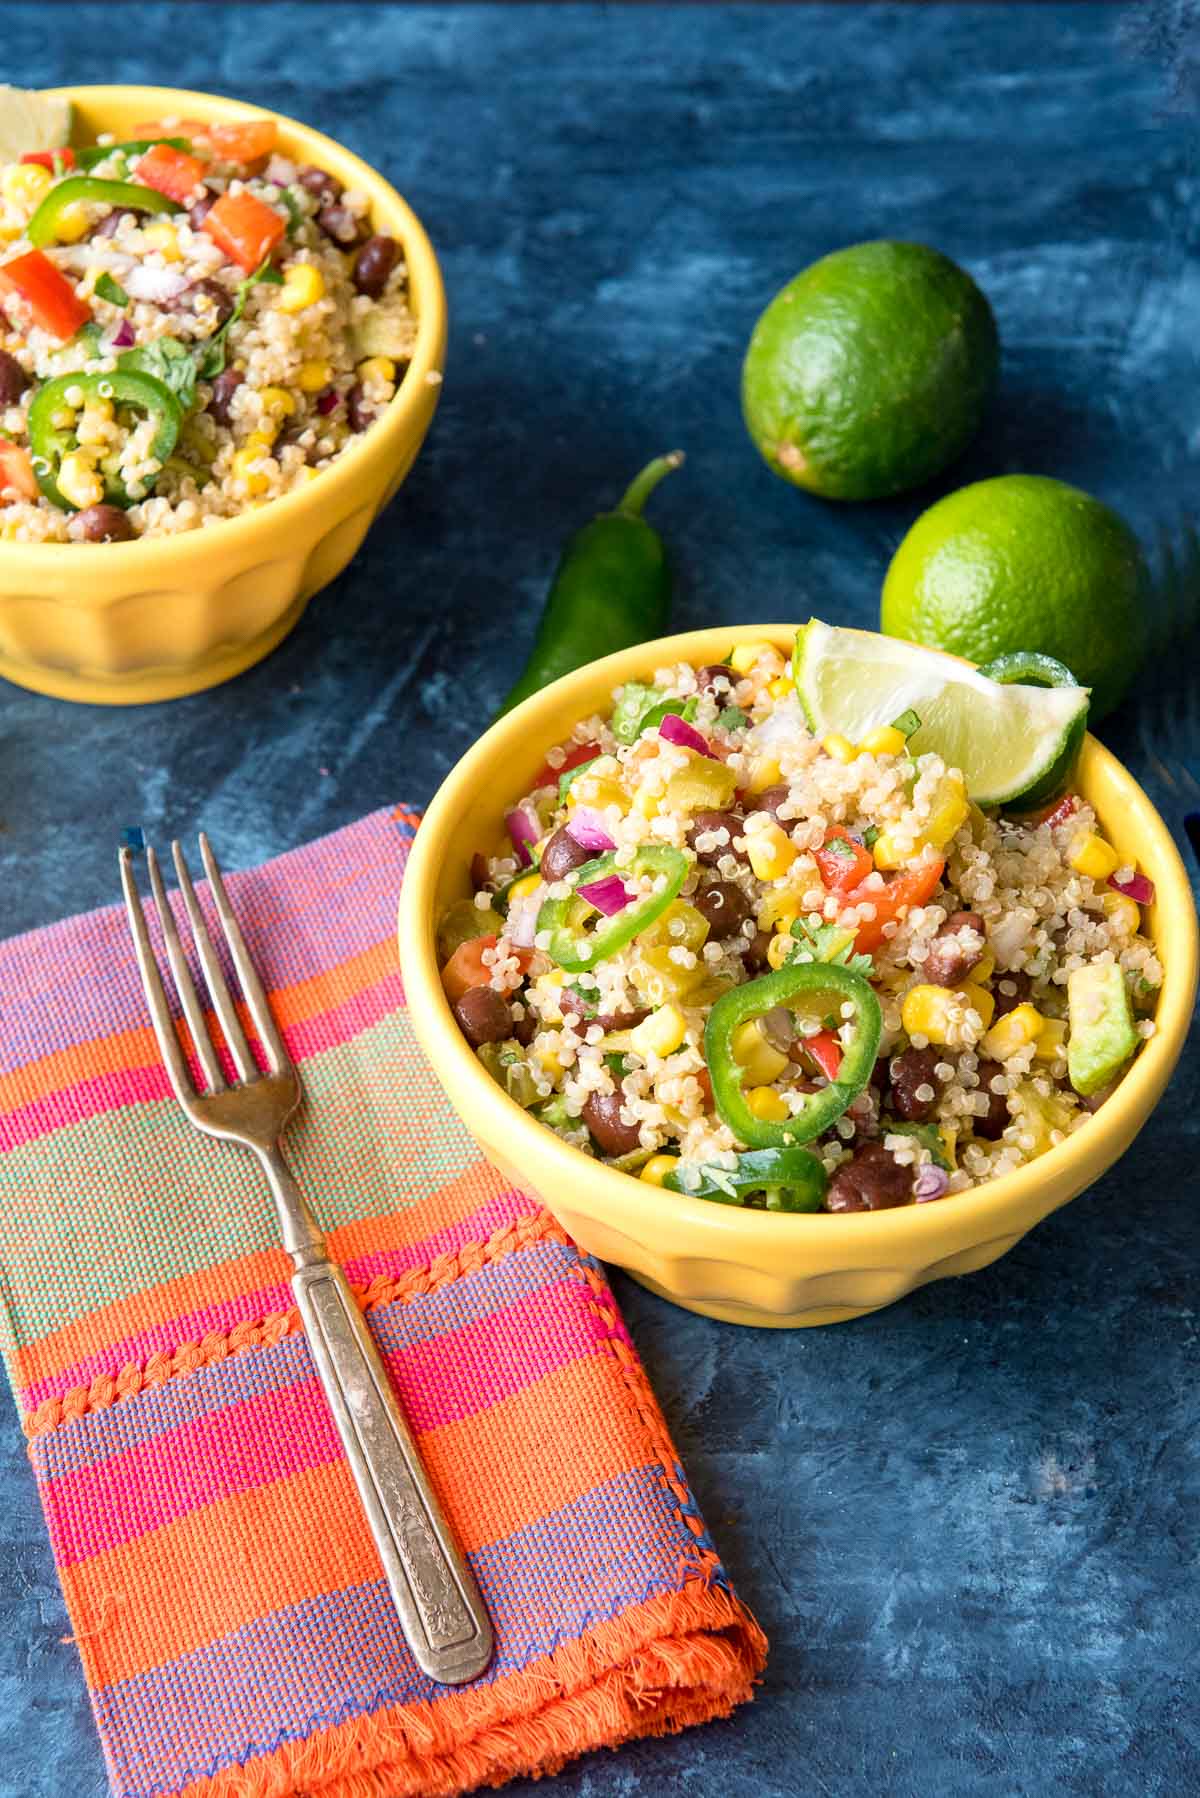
[257, 1144, 493, 1685]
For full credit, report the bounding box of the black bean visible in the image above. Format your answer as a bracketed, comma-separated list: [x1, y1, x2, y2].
[560, 987, 650, 1033]
[687, 809, 745, 865]
[188, 186, 220, 230]
[972, 1059, 1010, 1140]
[317, 202, 366, 247]
[73, 504, 136, 543]
[693, 878, 751, 941]
[992, 970, 1033, 1019]
[695, 663, 735, 695]
[452, 986, 512, 1047]
[824, 1142, 913, 1212]
[169, 277, 234, 329]
[207, 367, 243, 426]
[298, 164, 342, 205]
[539, 826, 593, 884]
[346, 381, 373, 433]
[511, 1011, 536, 1047]
[582, 1088, 642, 1158]
[0, 350, 28, 406]
[923, 911, 986, 987]
[353, 233, 399, 299]
[742, 928, 774, 972]
[888, 1047, 943, 1122]
[753, 784, 791, 820]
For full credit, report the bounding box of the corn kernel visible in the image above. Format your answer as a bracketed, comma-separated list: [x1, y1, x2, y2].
[859, 725, 907, 757]
[757, 890, 801, 933]
[630, 1002, 688, 1059]
[1, 162, 51, 208]
[960, 982, 995, 1030]
[52, 201, 92, 244]
[533, 1041, 563, 1079]
[76, 398, 114, 446]
[296, 357, 333, 394]
[1101, 889, 1140, 934]
[357, 355, 396, 385]
[293, 465, 319, 486]
[141, 220, 181, 260]
[872, 829, 905, 872]
[968, 947, 996, 986]
[56, 451, 102, 510]
[901, 984, 957, 1044]
[506, 872, 540, 905]
[745, 1086, 790, 1123]
[572, 772, 628, 815]
[0, 205, 23, 242]
[746, 820, 798, 882]
[230, 445, 271, 495]
[729, 640, 777, 675]
[629, 946, 706, 1007]
[821, 732, 857, 765]
[640, 1154, 679, 1188]
[731, 1019, 790, 1085]
[766, 931, 794, 970]
[258, 385, 296, 420]
[924, 773, 969, 849]
[981, 1002, 1044, 1062]
[1068, 831, 1120, 881]
[1033, 1017, 1068, 1062]
[631, 784, 661, 820]
[767, 675, 792, 700]
[745, 755, 783, 795]
[278, 262, 325, 313]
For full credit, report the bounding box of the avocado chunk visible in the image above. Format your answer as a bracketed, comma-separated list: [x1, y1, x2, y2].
[1067, 962, 1138, 1098]
[0, 88, 72, 164]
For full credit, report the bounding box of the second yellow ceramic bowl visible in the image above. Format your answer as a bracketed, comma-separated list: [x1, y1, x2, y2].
[399, 626, 1198, 1327]
[0, 86, 447, 705]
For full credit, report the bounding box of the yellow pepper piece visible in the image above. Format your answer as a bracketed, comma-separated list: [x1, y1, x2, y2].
[821, 732, 857, 765]
[757, 889, 801, 933]
[746, 820, 797, 882]
[981, 1002, 1044, 1062]
[924, 773, 969, 849]
[860, 725, 907, 757]
[969, 947, 996, 986]
[960, 982, 995, 1030]
[730, 1018, 790, 1085]
[1101, 889, 1140, 934]
[297, 357, 333, 393]
[640, 1154, 679, 1188]
[506, 872, 541, 905]
[745, 1086, 790, 1123]
[630, 1002, 688, 1059]
[1033, 1017, 1068, 1062]
[663, 758, 738, 813]
[939, 1124, 958, 1169]
[1068, 831, 1120, 881]
[631, 784, 661, 820]
[571, 771, 628, 814]
[745, 754, 783, 795]
[278, 262, 326, 313]
[638, 899, 710, 954]
[629, 947, 707, 1008]
[1011, 1083, 1074, 1156]
[729, 640, 777, 675]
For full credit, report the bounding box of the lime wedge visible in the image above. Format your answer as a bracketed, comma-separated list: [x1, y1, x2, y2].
[0, 88, 72, 165]
[793, 619, 1090, 807]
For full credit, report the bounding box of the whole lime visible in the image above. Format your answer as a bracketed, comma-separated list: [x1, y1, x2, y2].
[741, 241, 999, 502]
[881, 474, 1145, 720]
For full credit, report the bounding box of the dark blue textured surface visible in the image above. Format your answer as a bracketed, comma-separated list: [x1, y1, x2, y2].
[1, 6, 1198, 1796]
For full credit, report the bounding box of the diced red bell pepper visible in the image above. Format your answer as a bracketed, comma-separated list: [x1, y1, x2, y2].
[441, 935, 533, 1005]
[201, 189, 286, 271]
[21, 148, 76, 172]
[801, 1029, 843, 1082]
[0, 441, 38, 501]
[814, 827, 874, 893]
[134, 142, 207, 204]
[532, 740, 602, 791]
[1040, 792, 1079, 830]
[845, 856, 946, 954]
[0, 250, 90, 341]
[204, 120, 279, 166]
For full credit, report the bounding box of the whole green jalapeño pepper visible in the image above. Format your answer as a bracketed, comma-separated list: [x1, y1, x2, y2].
[27, 176, 179, 247]
[665, 1146, 827, 1212]
[28, 370, 183, 512]
[705, 963, 882, 1150]
[536, 845, 689, 973]
[498, 452, 684, 715]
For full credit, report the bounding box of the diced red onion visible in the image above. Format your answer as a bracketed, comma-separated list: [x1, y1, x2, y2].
[110, 318, 135, 349]
[504, 804, 541, 867]
[1108, 870, 1155, 905]
[659, 711, 718, 759]
[914, 1166, 950, 1203]
[577, 874, 633, 916]
[124, 265, 188, 302]
[565, 808, 615, 852]
[315, 386, 340, 416]
[265, 155, 299, 187]
[506, 899, 539, 948]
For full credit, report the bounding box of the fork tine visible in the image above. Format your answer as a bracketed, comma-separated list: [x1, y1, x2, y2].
[171, 839, 257, 1083]
[199, 832, 292, 1074]
[119, 847, 195, 1104]
[146, 845, 226, 1095]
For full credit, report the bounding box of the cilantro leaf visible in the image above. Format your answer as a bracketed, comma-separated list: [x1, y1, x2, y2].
[94, 273, 129, 308]
[195, 259, 280, 380]
[280, 187, 306, 237]
[823, 836, 855, 860]
[717, 705, 749, 731]
[118, 337, 198, 414]
[788, 912, 875, 978]
[558, 758, 598, 804]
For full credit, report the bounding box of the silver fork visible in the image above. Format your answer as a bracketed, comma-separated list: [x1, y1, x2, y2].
[119, 833, 493, 1686]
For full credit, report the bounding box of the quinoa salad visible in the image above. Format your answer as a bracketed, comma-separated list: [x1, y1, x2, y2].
[0, 104, 416, 542]
[438, 634, 1163, 1214]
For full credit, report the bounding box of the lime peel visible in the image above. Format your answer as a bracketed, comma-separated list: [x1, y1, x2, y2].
[793, 619, 1090, 808]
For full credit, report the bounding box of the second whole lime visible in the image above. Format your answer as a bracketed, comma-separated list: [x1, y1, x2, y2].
[741, 240, 999, 502]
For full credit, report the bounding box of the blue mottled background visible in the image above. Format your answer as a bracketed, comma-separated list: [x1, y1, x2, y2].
[1, 5, 1198, 1796]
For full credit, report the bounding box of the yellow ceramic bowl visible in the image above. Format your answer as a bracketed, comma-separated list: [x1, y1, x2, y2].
[0, 86, 447, 704]
[399, 625, 1198, 1328]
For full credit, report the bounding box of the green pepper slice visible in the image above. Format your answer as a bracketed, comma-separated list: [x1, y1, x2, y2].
[704, 963, 882, 1149]
[27, 176, 179, 247]
[536, 845, 689, 973]
[75, 138, 193, 172]
[664, 1146, 826, 1212]
[27, 370, 182, 512]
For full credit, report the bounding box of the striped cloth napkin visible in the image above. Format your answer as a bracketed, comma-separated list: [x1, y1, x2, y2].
[0, 806, 765, 1798]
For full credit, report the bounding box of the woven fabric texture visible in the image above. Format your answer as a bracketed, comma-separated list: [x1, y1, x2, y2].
[0, 806, 765, 1798]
